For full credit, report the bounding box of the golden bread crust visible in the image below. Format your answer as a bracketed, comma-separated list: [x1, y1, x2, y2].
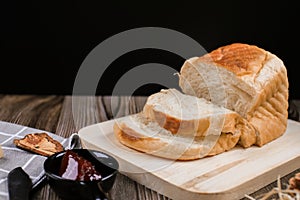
[199, 43, 267, 76]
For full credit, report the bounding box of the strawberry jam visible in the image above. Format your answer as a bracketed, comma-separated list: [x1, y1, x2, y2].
[59, 150, 102, 181]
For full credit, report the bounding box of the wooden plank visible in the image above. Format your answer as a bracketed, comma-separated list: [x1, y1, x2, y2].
[79, 118, 300, 200]
[0, 95, 63, 132]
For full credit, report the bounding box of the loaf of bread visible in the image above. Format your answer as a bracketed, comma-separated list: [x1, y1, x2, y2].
[114, 89, 256, 160]
[179, 43, 289, 146]
[113, 43, 289, 160]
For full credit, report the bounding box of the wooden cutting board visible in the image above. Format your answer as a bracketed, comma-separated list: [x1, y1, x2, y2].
[78, 118, 300, 200]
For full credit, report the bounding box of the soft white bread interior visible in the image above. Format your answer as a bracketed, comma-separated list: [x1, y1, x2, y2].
[179, 43, 289, 146]
[113, 113, 241, 160]
[143, 88, 256, 147]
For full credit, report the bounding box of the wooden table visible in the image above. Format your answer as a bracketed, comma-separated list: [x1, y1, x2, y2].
[0, 94, 299, 200]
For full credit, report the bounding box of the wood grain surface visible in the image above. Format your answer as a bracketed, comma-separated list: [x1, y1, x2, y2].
[0, 95, 299, 200]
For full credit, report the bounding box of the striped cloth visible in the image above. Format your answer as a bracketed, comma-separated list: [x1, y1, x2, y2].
[0, 121, 68, 200]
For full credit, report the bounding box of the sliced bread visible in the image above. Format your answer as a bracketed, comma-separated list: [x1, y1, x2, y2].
[113, 113, 241, 160]
[143, 88, 256, 148]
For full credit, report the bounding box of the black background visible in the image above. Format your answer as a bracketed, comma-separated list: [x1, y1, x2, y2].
[0, 1, 298, 98]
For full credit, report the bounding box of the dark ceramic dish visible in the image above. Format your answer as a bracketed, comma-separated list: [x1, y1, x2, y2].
[44, 149, 119, 200]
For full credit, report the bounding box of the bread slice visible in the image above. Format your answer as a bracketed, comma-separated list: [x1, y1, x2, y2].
[143, 88, 256, 148]
[113, 113, 241, 160]
[179, 43, 289, 146]
[13, 132, 64, 156]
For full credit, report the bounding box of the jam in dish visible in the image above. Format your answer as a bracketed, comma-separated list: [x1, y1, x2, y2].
[59, 150, 102, 181]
